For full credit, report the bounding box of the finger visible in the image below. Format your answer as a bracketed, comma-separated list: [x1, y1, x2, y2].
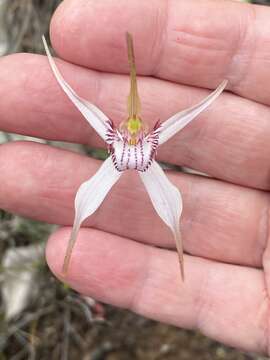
[0, 141, 268, 267]
[1, 55, 270, 189]
[51, 0, 270, 105]
[46, 227, 268, 355]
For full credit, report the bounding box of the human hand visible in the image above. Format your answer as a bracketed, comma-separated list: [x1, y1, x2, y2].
[0, 0, 270, 355]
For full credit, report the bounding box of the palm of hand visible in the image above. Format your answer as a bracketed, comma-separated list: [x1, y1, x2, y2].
[1, 0, 270, 356]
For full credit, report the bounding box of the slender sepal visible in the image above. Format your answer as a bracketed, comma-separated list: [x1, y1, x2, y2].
[159, 80, 228, 145]
[63, 156, 122, 273]
[139, 161, 184, 280]
[42, 36, 110, 141]
[126, 32, 141, 119]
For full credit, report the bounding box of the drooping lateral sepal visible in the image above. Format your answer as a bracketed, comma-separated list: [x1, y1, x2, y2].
[139, 161, 184, 280]
[62, 156, 122, 273]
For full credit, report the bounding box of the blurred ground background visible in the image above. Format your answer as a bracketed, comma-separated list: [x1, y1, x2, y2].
[0, 1, 269, 359]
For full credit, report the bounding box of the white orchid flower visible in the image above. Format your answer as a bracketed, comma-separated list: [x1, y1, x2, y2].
[42, 34, 227, 281]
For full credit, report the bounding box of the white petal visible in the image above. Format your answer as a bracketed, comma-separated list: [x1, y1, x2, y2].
[63, 156, 121, 273]
[42, 36, 110, 141]
[159, 80, 228, 145]
[2, 243, 44, 320]
[139, 161, 184, 280]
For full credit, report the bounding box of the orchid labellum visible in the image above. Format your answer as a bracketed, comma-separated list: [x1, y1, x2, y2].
[42, 34, 227, 281]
